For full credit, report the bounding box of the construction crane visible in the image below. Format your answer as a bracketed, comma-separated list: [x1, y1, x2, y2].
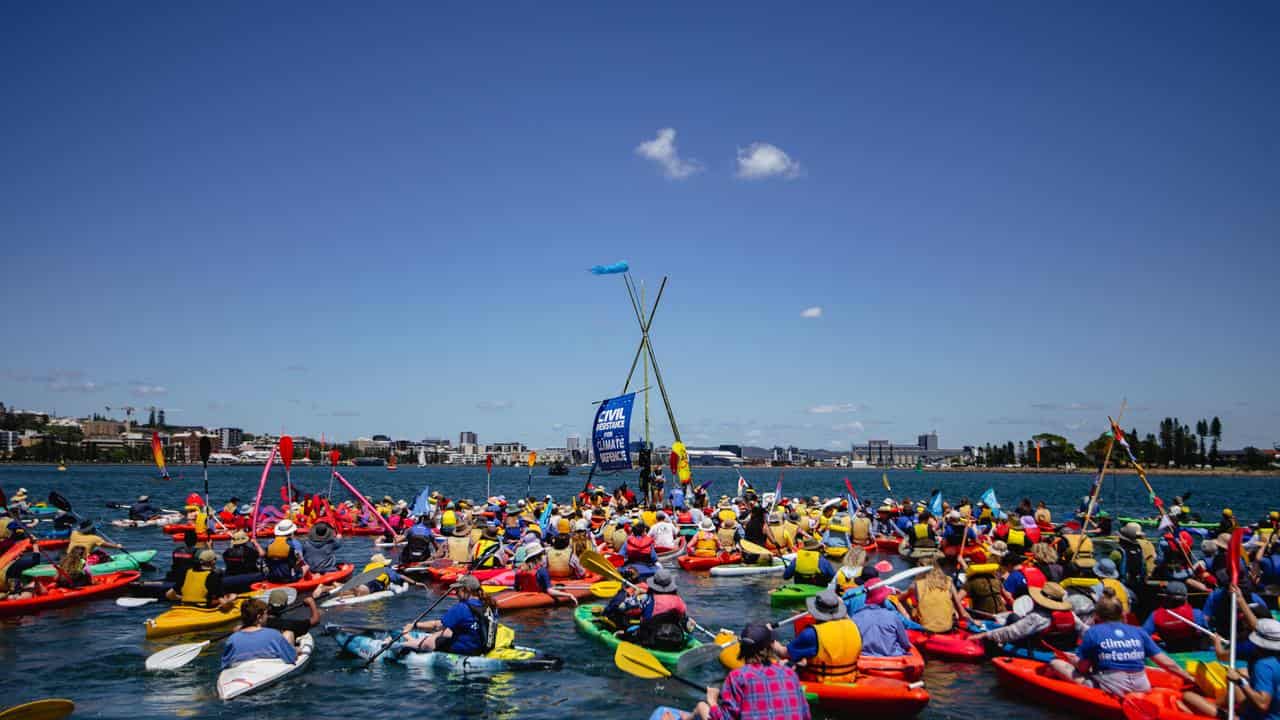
[105, 406, 137, 433]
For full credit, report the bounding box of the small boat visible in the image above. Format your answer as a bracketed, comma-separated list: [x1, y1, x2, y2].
[387, 454, 398, 471]
[217, 633, 314, 700]
[548, 461, 569, 476]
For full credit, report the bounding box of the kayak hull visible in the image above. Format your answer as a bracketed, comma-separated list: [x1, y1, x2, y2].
[329, 625, 562, 673]
[677, 553, 738, 572]
[320, 583, 409, 608]
[909, 629, 986, 662]
[23, 550, 157, 578]
[992, 656, 1185, 720]
[111, 513, 182, 529]
[250, 564, 353, 593]
[769, 584, 824, 607]
[800, 676, 930, 715]
[0, 570, 140, 617]
[573, 604, 700, 668]
[709, 558, 786, 577]
[217, 633, 313, 700]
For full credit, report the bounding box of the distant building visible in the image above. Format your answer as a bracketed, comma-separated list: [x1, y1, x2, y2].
[460, 431, 477, 446]
[0, 430, 19, 455]
[918, 432, 939, 451]
[169, 432, 221, 463]
[566, 434, 581, 461]
[216, 427, 243, 451]
[718, 444, 743, 458]
[82, 419, 124, 438]
[484, 442, 528, 465]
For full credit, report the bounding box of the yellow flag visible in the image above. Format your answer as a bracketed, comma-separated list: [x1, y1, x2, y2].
[882, 472, 891, 493]
[527, 451, 537, 467]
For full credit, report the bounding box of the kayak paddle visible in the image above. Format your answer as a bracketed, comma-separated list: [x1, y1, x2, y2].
[677, 611, 809, 672]
[580, 549, 625, 584]
[738, 539, 772, 558]
[116, 596, 160, 608]
[359, 590, 453, 669]
[589, 580, 622, 598]
[145, 587, 306, 670]
[614, 641, 706, 693]
[0, 699, 75, 720]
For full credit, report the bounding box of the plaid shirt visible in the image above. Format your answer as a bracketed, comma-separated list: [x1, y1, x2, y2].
[707, 662, 811, 720]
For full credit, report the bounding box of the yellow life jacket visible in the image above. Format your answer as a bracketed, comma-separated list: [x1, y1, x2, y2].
[851, 516, 872, 543]
[194, 510, 209, 535]
[915, 582, 954, 633]
[693, 531, 719, 557]
[266, 536, 292, 560]
[808, 619, 862, 683]
[362, 559, 390, 586]
[1007, 528, 1026, 548]
[473, 538, 499, 568]
[1138, 539, 1157, 575]
[67, 530, 104, 556]
[447, 536, 471, 563]
[180, 568, 211, 605]
[442, 510, 457, 528]
[547, 547, 573, 578]
[818, 513, 833, 532]
[959, 504, 972, 519]
[716, 508, 736, 524]
[794, 549, 820, 578]
[967, 563, 999, 576]
[716, 527, 738, 548]
[1064, 534, 1094, 567]
[835, 566, 861, 593]
[912, 523, 935, 547]
[1099, 577, 1131, 614]
[641, 510, 658, 528]
[609, 526, 628, 551]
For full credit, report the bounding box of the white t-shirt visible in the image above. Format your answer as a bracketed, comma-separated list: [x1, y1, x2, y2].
[649, 521, 677, 549]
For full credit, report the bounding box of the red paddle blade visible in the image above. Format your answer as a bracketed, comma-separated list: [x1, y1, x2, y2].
[279, 435, 294, 470]
[1229, 527, 1244, 585]
[486, 455, 493, 473]
[328, 450, 340, 466]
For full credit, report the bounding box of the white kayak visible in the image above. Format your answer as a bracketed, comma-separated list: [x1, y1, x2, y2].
[373, 540, 404, 548]
[320, 583, 409, 608]
[710, 557, 787, 577]
[217, 633, 313, 701]
[110, 513, 182, 529]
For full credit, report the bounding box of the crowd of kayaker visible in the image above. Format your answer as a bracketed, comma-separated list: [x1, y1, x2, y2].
[6, 478, 1280, 719]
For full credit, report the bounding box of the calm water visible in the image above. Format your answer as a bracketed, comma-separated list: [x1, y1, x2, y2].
[2, 464, 1276, 719]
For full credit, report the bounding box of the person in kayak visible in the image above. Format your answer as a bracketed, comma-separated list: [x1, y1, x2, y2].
[166, 549, 237, 608]
[682, 622, 810, 720]
[649, 511, 679, 552]
[601, 566, 644, 630]
[765, 512, 796, 554]
[690, 518, 722, 558]
[624, 523, 658, 565]
[784, 537, 836, 587]
[442, 523, 472, 563]
[512, 545, 577, 606]
[545, 533, 586, 580]
[67, 520, 122, 559]
[775, 589, 862, 683]
[906, 511, 938, 558]
[1180, 616, 1280, 718]
[1055, 528, 1096, 579]
[1089, 558, 1133, 615]
[1141, 581, 1207, 653]
[54, 546, 90, 588]
[960, 559, 1008, 619]
[400, 575, 497, 655]
[971, 581, 1083, 652]
[165, 529, 200, 584]
[398, 514, 437, 566]
[1204, 575, 1267, 634]
[222, 599, 298, 670]
[907, 559, 967, 634]
[849, 578, 913, 658]
[128, 495, 160, 521]
[300, 522, 340, 574]
[221, 530, 264, 592]
[263, 520, 306, 583]
[346, 552, 424, 597]
[634, 568, 692, 651]
[1048, 594, 1193, 696]
[264, 588, 320, 644]
[471, 524, 505, 569]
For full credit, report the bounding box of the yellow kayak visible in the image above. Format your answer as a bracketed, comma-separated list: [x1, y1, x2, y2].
[145, 600, 242, 639]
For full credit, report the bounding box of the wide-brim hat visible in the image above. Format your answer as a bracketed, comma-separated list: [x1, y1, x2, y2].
[453, 523, 470, 536]
[1029, 581, 1073, 611]
[308, 522, 334, 541]
[698, 518, 714, 531]
[1020, 515, 1038, 529]
[1249, 619, 1280, 652]
[801, 537, 823, 551]
[1120, 522, 1144, 540]
[230, 530, 250, 545]
[369, 553, 389, 565]
[648, 569, 678, 593]
[274, 519, 296, 536]
[1094, 558, 1119, 579]
[806, 589, 848, 622]
[986, 540, 1008, 558]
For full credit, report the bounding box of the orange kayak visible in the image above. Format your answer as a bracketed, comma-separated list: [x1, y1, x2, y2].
[908, 629, 986, 661]
[856, 645, 926, 682]
[800, 675, 929, 715]
[991, 657, 1187, 720]
[491, 580, 600, 611]
[0, 570, 140, 617]
[250, 564, 353, 593]
[677, 552, 739, 571]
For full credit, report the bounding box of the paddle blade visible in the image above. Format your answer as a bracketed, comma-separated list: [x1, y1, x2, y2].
[328, 450, 341, 466]
[580, 550, 623, 583]
[0, 699, 75, 720]
[482, 585, 510, 594]
[48, 491, 71, 513]
[199, 436, 212, 465]
[495, 624, 515, 649]
[486, 455, 493, 473]
[738, 539, 769, 557]
[675, 642, 725, 674]
[589, 581, 621, 598]
[715, 630, 743, 670]
[1229, 528, 1244, 585]
[116, 597, 158, 608]
[280, 435, 294, 470]
[614, 641, 671, 680]
[145, 640, 211, 671]
[527, 451, 537, 468]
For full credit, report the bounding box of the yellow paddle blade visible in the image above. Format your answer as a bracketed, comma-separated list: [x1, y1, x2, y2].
[0, 699, 75, 720]
[614, 641, 672, 680]
[495, 623, 515, 649]
[738, 539, 770, 557]
[715, 631, 743, 670]
[580, 549, 623, 583]
[482, 585, 510, 594]
[590, 581, 621, 598]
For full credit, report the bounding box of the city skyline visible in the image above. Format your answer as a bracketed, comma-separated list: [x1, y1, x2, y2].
[3, 4, 1277, 452]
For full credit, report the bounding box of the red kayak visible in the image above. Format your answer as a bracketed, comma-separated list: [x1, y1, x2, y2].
[491, 578, 600, 611]
[800, 675, 929, 715]
[168, 529, 274, 542]
[677, 552, 739, 572]
[0, 538, 30, 576]
[874, 536, 904, 553]
[0, 570, 140, 617]
[992, 657, 1187, 720]
[908, 629, 985, 661]
[793, 614, 925, 681]
[250, 564, 353, 593]
[656, 537, 687, 561]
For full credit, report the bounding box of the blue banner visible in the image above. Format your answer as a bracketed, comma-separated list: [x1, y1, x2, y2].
[591, 392, 635, 471]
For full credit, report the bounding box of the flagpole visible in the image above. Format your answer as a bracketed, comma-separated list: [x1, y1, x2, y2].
[1082, 400, 1126, 531]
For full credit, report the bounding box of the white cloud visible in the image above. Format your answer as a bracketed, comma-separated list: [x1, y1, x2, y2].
[736, 142, 801, 180]
[130, 384, 168, 398]
[635, 128, 702, 180]
[477, 400, 513, 411]
[807, 403, 861, 414]
[833, 421, 865, 433]
[800, 306, 823, 319]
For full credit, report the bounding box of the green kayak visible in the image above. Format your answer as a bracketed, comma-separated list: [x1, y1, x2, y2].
[22, 550, 157, 578]
[572, 604, 700, 669]
[769, 583, 824, 608]
[1117, 516, 1217, 530]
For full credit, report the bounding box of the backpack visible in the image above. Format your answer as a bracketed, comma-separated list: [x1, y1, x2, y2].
[467, 602, 499, 654]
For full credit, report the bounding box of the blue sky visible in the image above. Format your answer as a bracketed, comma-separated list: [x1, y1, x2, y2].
[2, 2, 1277, 451]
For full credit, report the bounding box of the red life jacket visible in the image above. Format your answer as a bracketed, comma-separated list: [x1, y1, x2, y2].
[625, 535, 655, 563]
[1040, 609, 1078, 648]
[651, 593, 687, 617]
[677, 511, 692, 524]
[1025, 526, 1042, 544]
[1022, 566, 1047, 589]
[514, 569, 542, 593]
[1153, 605, 1197, 642]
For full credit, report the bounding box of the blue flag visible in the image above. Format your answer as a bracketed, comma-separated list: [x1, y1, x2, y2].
[539, 499, 554, 532]
[928, 491, 943, 516]
[410, 486, 431, 517]
[591, 393, 635, 472]
[589, 261, 630, 275]
[980, 488, 1001, 515]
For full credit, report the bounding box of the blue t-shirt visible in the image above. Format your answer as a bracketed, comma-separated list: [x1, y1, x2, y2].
[221, 627, 297, 669]
[787, 626, 820, 663]
[1247, 654, 1280, 720]
[1003, 570, 1029, 598]
[441, 598, 486, 655]
[408, 524, 433, 538]
[1078, 622, 1163, 672]
[534, 565, 551, 592]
